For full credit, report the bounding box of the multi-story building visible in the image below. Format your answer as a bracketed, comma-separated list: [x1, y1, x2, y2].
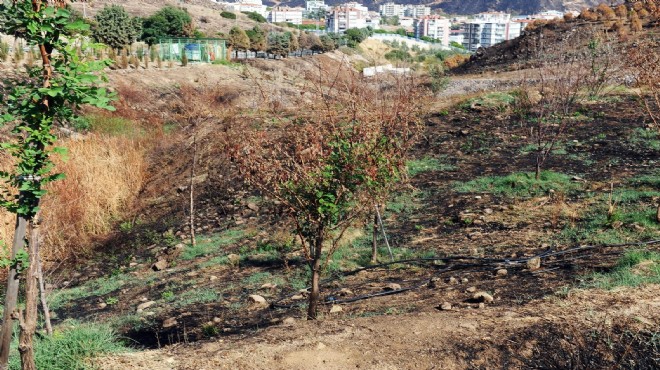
[326, 3, 374, 33]
[305, 0, 328, 15]
[379, 2, 405, 17]
[269, 6, 304, 24]
[224, 0, 268, 18]
[461, 12, 524, 51]
[404, 5, 430, 18]
[413, 16, 450, 46]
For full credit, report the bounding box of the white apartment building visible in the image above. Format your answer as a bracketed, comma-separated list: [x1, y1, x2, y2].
[224, 0, 268, 18]
[404, 5, 430, 18]
[269, 6, 304, 24]
[379, 2, 405, 17]
[461, 12, 524, 52]
[413, 16, 450, 46]
[399, 17, 414, 29]
[513, 10, 565, 21]
[326, 3, 374, 33]
[305, 0, 328, 14]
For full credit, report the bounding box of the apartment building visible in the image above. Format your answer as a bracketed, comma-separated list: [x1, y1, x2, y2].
[404, 4, 430, 18]
[461, 12, 524, 51]
[413, 16, 450, 46]
[224, 0, 268, 18]
[326, 4, 369, 33]
[269, 6, 304, 24]
[379, 2, 405, 17]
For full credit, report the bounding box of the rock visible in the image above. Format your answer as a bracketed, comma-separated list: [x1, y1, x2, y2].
[97, 302, 107, 309]
[248, 294, 267, 305]
[427, 277, 440, 289]
[383, 283, 401, 291]
[478, 303, 486, 309]
[162, 318, 178, 328]
[466, 286, 477, 293]
[129, 262, 138, 267]
[473, 292, 494, 304]
[137, 301, 156, 312]
[213, 317, 222, 323]
[526, 257, 541, 270]
[439, 302, 452, 311]
[283, 317, 296, 325]
[329, 305, 343, 313]
[227, 254, 241, 265]
[209, 275, 218, 281]
[291, 294, 305, 300]
[484, 208, 493, 215]
[475, 195, 482, 200]
[151, 259, 168, 271]
[338, 288, 353, 296]
[247, 203, 259, 212]
[261, 283, 277, 289]
[461, 278, 469, 283]
[495, 269, 508, 277]
[447, 277, 459, 285]
[316, 342, 327, 350]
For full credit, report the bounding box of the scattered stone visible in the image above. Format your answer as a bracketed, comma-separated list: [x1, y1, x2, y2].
[474, 195, 482, 200]
[151, 259, 168, 271]
[329, 305, 343, 313]
[495, 268, 508, 277]
[165, 357, 176, 364]
[483, 208, 493, 215]
[466, 286, 477, 293]
[162, 318, 178, 328]
[338, 288, 354, 296]
[291, 294, 305, 300]
[227, 254, 241, 265]
[526, 257, 541, 270]
[447, 277, 459, 285]
[247, 203, 259, 212]
[439, 302, 452, 311]
[283, 317, 296, 325]
[248, 294, 267, 305]
[137, 301, 156, 312]
[97, 302, 107, 309]
[261, 283, 277, 289]
[461, 278, 469, 283]
[473, 292, 494, 304]
[383, 283, 401, 291]
[209, 275, 218, 281]
[427, 278, 440, 289]
[129, 262, 138, 267]
[213, 317, 222, 323]
[316, 342, 327, 350]
[478, 303, 486, 309]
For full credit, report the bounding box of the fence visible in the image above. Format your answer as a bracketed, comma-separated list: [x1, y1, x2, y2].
[158, 38, 227, 63]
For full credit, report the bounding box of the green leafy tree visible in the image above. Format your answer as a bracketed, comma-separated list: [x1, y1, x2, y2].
[287, 31, 299, 55]
[243, 11, 266, 23]
[92, 5, 141, 51]
[0, 1, 115, 368]
[246, 26, 266, 55]
[319, 34, 336, 52]
[228, 26, 250, 59]
[141, 6, 194, 46]
[267, 32, 290, 58]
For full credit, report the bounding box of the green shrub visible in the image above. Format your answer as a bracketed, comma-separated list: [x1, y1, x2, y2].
[583, 249, 660, 289]
[220, 11, 236, 19]
[384, 49, 412, 62]
[243, 11, 266, 23]
[0, 41, 9, 62]
[455, 171, 581, 197]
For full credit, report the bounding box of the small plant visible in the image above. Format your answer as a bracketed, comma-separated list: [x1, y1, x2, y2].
[181, 51, 188, 66]
[161, 290, 175, 301]
[220, 11, 236, 19]
[0, 41, 9, 62]
[105, 297, 119, 305]
[202, 324, 220, 338]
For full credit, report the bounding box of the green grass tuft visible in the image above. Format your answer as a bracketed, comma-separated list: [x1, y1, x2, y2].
[454, 171, 581, 197]
[406, 156, 456, 177]
[182, 229, 248, 260]
[9, 322, 128, 370]
[49, 274, 129, 311]
[582, 249, 660, 290]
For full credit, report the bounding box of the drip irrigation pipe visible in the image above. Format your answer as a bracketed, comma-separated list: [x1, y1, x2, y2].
[270, 239, 660, 309]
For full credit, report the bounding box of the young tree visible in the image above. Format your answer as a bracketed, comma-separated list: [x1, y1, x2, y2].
[141, 6, 194, 46]
[246, 26, 266, 57]
[0, 2, 115, 368]
[92, 5, 142, 52]
[238, 72, 425, 319]
[267, 32, 290, 58]
[228, 26, 250, 59]
[287, 31, 299, 56]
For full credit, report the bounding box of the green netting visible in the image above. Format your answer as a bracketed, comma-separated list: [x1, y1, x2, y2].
[158, 38, 227, 63]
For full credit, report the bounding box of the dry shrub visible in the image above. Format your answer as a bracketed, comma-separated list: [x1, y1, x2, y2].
[0, 134, 147, 262]
[444, 54, 470, 69]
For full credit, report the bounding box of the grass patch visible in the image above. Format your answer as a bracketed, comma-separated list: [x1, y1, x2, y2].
[460, 92, 517, 111]
[454, 171, 581, 198]
[174, 288, 220, 308]
[519, 143, 568, 155]
[81, 114, 143, 137]
[406, 156, 456, 177]
[242, 271, 283, 287]
[628, 173, 660, 188]
[9, 322, 127, 370]
[386, 190, 424, 215]
[582, 249, 660, 289]
[49, 274, 130, 311]
[182, 228, 248, 260]
[628, 128, 660, 151]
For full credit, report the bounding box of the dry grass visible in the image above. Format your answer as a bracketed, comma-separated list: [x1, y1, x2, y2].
[0, 133, 147, 262]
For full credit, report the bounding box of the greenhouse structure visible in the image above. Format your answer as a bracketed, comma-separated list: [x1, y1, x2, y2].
[158, 38, 227, 63]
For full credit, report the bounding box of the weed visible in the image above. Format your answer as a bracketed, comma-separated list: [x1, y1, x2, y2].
[84, 114, 144, 137]
[242, 271, 280, 287]
[202, 324, 220, 338]
[182, 228, 248, 260]
[582, 249, 660, 289]
[105, 297, 119, 305]
[161, 291, 175, 301]
[455, 171, 581, 198]
[8, 322, 127, 370]
[174, 288, 220, 308]
[460, 92, 517, 111]
[49, 274, 130, 311]
[628, 128, 660, 151]
[406, 156, 456, 177]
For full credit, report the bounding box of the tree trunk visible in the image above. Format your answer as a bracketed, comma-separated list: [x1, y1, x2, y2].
[656, 203, 660, 224]
[0, 216, 27, 370]
[371, 210, 378, 263]
[36, 248, 52, 336]
[189, 134, 197, 248]
[17, 221, 40, 370]
[307, 235, 323, 320]
[535, 154, 541, 180]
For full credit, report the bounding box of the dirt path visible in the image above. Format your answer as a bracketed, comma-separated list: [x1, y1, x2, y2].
[95, 285, 660, 369]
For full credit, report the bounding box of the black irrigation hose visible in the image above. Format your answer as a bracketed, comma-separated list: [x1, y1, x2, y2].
[270, 239, 660, 309]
